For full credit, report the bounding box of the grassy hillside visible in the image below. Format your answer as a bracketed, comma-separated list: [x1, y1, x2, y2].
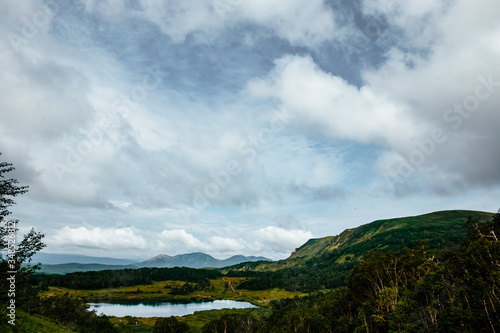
[12, 310, 72, 332]
[290, 210, 494, 260]
[228, 210, 494, 273]
[227, 210, 495, 291]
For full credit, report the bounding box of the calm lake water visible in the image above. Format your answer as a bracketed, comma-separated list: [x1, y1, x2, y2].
[87, 300, 258, 317]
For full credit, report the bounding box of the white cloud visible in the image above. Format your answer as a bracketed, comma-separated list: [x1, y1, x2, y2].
[50, 227, 147, 250]
[255, 226, 313, 254]
[85, 0, 337, 47]
[159, 229, 255, 254]
[246, 55, 422, 150]
[157, 226, 313, 258]
[0, 32, 94, 142]
[160, 229, 207, 250]
[239, 0, 337, 47]
[1, 0, 499, 261]
[361, 0, 500, 189]
[208, 235, 247, 252]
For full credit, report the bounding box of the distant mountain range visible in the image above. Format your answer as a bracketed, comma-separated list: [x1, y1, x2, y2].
[137, 252, 270, 269]
[31, 253, 140, 265]
[33, 252, 271, 274]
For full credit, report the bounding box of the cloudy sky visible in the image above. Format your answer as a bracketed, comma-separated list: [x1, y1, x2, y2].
[1, 0, 499, 261]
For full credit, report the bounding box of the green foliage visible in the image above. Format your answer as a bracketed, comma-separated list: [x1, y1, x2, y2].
[201, 312, 261, 333]
[0, 154, 45, 263]
[27, 293, 117, 332]
[113, 316, 154, 333]
[167, 279, 211, 295]
[236, 262, 354, 292]
[0, 154, 46, 328]
[9, 310, 72, 332]
[153, 317, 190, 333]
[0, 154, 28, 220]
[169, 282, 196, 295]
[253, 211, 500, 332]
[233, 210, 494, 293]
[289, 210, 494, 261]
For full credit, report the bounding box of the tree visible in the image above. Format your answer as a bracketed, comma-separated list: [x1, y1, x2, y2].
[201, 313, 261, 333]
[154, 316, 190, 333]
[0, 153, 46, 329]
[0, 153, 45, 263]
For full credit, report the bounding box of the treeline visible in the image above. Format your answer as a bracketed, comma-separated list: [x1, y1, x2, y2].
[196, 212, 500, 332]
[235, 263, 355, 292]
[35, 266, 222, 290]
[168, 279, 211, 295]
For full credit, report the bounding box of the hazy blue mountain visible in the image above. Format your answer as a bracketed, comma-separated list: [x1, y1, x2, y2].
[31, 252, 141, 265]
[34, 252, 272, 274]
[136, 252, 271, 269]
[36, 263, 130, 275]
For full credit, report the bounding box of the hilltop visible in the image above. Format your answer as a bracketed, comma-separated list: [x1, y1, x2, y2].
[228, 210, 493, 272]
[289, 209, 494, 261]
[136, 252, 271, 269]
[226, 210, 495, 291]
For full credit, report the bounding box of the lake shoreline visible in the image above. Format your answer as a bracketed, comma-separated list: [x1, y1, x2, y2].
[87, 299, 258, 318]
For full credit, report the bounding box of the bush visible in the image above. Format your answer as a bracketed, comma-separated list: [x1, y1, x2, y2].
[153, 316, 189, 333]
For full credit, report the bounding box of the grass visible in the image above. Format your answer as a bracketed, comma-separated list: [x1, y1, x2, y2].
[179, 308, 269, 332]
[12, 310, 72, 333]
[108, 308, 269, 333]
[110, 316, 155, 332]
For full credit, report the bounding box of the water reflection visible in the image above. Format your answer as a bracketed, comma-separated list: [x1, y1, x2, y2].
[87, 300, 257, 317]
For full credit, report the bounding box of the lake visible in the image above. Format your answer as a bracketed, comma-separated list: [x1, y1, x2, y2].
[87, 300, 258, 317]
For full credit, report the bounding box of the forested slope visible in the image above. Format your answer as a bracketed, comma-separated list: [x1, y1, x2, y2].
[230, 210, 494, 291]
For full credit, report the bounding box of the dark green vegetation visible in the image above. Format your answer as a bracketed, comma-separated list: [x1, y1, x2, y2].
[251, 212, 500, 332]
[12, 310, 71, 332]
[26, 294, 116, 332]
[200, 311, 263, 333]
[34, 267, 222, 290]
[185, 211, 499, 332]
[290, 210, 494, 260]
[230, 210, 495, 292]
[153, 317, 190, 333]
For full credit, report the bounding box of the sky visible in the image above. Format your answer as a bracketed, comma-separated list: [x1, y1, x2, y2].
[1, 0, 499, 261]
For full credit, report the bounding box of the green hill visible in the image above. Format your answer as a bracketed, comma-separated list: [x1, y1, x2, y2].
[7, 310, 72, 333]
[289, 210, 494, 261]
[229, 210, 495, 291]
